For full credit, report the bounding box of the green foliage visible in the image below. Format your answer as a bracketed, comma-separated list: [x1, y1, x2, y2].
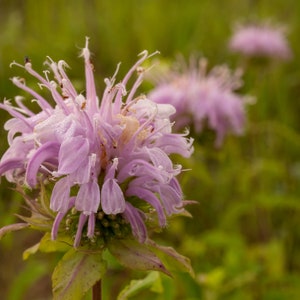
[117, 271, 163, 300]
[108, 238, 172, 276]
[108, 237, 193, 279]
[146, 239, 195, 277]
[52, 248, 107, 300]
[23, 232, 72, 260]
[6, 258, 49, 300]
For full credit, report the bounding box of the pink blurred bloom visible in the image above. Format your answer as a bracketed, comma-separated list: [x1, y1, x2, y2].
[0, 38, 193, 247]
[229, 23, 292, 60]
[148, 58, 250, 147]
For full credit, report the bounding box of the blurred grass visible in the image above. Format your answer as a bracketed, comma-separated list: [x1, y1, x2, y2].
[0, 0, 300, 299]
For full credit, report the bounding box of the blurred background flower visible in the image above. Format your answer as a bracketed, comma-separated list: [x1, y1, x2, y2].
[229, 22, 292, 60]
[147, 57, 251, 147]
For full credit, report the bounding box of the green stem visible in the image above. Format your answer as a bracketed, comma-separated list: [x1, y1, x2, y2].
[92, 280, 102, 300]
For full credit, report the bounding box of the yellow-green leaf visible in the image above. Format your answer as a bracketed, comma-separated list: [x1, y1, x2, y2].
[108, 238, 171, 276]
[147, 239, 195, 277]
[39, 232, 72, 253]
[52, 248, 106, 300]
[117, 271, 163, 300]
[23, 242, 40, 260]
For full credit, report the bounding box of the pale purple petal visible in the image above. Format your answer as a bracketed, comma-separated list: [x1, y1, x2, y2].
[117, 158, 166, 183]
[0, 159, 24, 176]
[126, 184, 166, 227]
[87, 213, 95, 238]
[154, 184, 183, 215]
[51, 196, 75, 240]
[34, 110, 67, 143]
[74, 213, 88, 247]
[57, 136, 89, 175]
[68, 156, 89, 184]
[145, 147, 173, 171]
[169, 178, 182, 197]
[81, 38, 98, 114]
[75, 180, 100, 213]
[155, 133, 194, 157]
[51, 212, 65, 240]
[101, 178, 126, 215]
[50, 176, 71, 212]
[0, 101, 33, 130]
[123, 202, 147, 243]
[4, 118, 31, 145]
[101, 159, 126, 214]
[26, 141, 60, 187]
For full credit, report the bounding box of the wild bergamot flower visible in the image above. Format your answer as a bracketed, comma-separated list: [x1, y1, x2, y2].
[148, 57, 251, 147]
[0, 38, 193, 247]
[228, 22, 292, 60]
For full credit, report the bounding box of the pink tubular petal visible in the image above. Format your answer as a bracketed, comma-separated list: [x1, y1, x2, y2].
[101, 159, 126, 214]
[57, 136, 89, 174]
[51, 197, 75, 240]
[104, 158, 119, 180]
[169, 177, 182, 197]
[75, 180, 100, 213]
[126, 185, 167, 227]
[87, 213, 95, 238]
[123, 202, 147, 243]
[158, 185, 183, 215]
[81, 38, 98, 114]
[74, 213, 88, 247]
[101, 178, 126, 215]
[10, 77, 53, 112]
[50, 176, 71, 212]
[0, 102, 33, 130]
[117, 158, 166, 183]
[5, 118, 31, 145]
[57, 60, 78, 99]
[68, 156, 90, 184]
[51, 211, 65, 240]
[26, 141, 60, 187]
[0, 159, 23, 175]
[146, 147, 173, 171]
[155, 133, 194, 158]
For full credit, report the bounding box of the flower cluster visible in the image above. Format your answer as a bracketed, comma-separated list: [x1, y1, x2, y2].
[0, 38, 193, 247]
[148, 58, 249, 147]
[228, 23, 292, 60]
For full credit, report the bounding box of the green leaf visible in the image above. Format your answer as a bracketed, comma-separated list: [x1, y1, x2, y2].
[0, 223, 29, 240]
[23, 232, 72, 260]
[117, 271, 163, 300]
[16, 213, 53, 231]
[39, 232, 72, 253]
[23, 242, 40, 260]
[52, 248, 107, 300]
[108, 238, 171, 276]
[147, 239, 195, 278]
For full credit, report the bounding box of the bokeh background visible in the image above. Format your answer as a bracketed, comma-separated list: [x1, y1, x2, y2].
[1, 0, 300, 299]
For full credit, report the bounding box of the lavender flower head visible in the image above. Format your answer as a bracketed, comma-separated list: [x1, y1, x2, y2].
[0, 38, 193, 247]
[228, 23, 292, 60]
[148, 58, 250, 147]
